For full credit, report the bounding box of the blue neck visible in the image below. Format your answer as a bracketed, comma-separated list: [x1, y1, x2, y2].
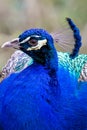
[33, 47, 59, 88]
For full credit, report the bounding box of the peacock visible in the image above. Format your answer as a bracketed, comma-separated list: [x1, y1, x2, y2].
[0, 19, 87, 130]
[1, 18, 87, 82]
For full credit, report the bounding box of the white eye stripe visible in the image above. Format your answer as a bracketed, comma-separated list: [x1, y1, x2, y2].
[20, 37, 30, 44]
[20, 35, 41, 44]
[31, 35, 40, 38]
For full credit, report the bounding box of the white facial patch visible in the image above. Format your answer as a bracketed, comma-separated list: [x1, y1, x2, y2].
[20, 37, 30, 44]
[20, 35, 41, 44]
[27, 39, 47, 51]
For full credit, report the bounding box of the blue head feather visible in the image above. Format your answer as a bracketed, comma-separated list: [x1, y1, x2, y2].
[66, 18, 82, 58]
[19, 28, 53, 47]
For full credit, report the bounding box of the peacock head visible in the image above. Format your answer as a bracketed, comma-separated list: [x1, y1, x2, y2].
[2, 28, 57, 65]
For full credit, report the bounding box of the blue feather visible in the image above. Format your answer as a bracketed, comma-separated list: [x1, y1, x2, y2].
[66, 18, 82, 58]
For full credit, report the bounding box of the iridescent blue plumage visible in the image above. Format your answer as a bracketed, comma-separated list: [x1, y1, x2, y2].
[0, 28, 87, 130]
[66, 18, 82, 58]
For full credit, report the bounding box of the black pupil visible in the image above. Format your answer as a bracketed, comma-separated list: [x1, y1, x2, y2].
[29, 38, 38, 46]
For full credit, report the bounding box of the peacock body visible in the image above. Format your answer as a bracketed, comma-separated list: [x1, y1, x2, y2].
[0, 26, 87, 130]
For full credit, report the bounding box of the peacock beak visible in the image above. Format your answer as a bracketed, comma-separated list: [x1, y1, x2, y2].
[1, 38, 20, 49]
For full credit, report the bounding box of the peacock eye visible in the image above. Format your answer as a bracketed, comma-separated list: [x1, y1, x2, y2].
[28, 39, 38, 46]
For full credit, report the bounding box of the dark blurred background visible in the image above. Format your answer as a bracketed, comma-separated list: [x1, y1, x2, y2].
[0, 0, 87, 70]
